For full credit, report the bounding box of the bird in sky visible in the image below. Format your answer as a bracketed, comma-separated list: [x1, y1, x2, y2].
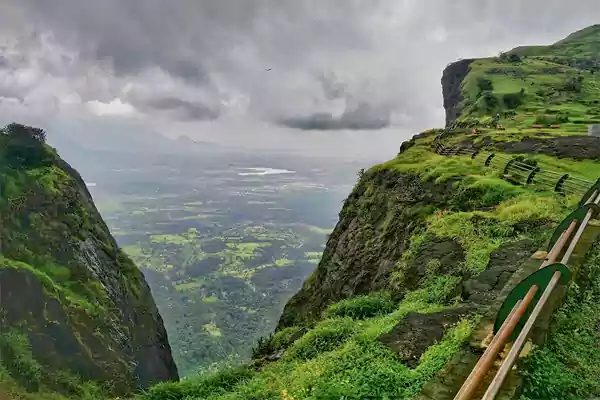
[265, 68, 272, 71]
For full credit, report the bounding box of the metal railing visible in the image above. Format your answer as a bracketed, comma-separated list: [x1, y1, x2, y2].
[432, 133, 593, 196]
[453, 187, 600, 399]
[432, 130, 600, 399]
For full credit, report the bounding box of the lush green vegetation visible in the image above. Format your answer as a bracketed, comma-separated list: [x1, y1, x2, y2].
[520, 240, 600, 399]
[5, 24, 600, 400]
[0, 124, 175, 398]
[108, 192, 334, 376]
[451, 24, 600, 146]
[140, 296, 475, 400]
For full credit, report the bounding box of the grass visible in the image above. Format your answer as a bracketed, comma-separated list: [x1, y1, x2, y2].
[7, 27, 600, 400]
[0, 331, 108, 400]
[323, 292, 397, 320]
[519, 239, 600, 399]
[203, 323, 223, 338]
[141, 298, 474, 400]
[453, 28, 600, 134]
[373, 147, 495, 183]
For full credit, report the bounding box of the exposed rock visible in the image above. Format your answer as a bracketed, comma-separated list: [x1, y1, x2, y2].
[442, 59, 476, 126]
[495, 135, 600, 160]
[379, 307, 473, 368]
[462, 240, 536, 306]
[0, 130, 178, 396]
[277, 170, 460, 328]
[401, 237, 465, 291]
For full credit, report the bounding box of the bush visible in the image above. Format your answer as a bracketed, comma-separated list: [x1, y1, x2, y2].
[285, 318, 355, 361]
[252, 327, 305, 359]
[513, 155, 538, 168]
[498, 52, 521, 63]
[324, 292, 396, 320]
[476, 91, 499, 112]
[508, 53, 522, 63]
[564, 76, 584, 92]
[0, 331, 43, 391]
[451, 177, 525, 211]
[534, 115, 551, 125]
[1, 123, 51, 169]
[476, 77, 494, 93]
[502, 90, 524, 109]
[141, 366, 255, 400]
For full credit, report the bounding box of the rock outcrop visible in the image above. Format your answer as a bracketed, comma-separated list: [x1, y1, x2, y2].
[441, 58, 475, 126]
[0, 123, 178, 397]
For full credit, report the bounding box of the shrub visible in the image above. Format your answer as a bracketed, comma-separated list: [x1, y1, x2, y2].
[141, 366, 254, 400]
[476, 77, 494, 93]
[534, 115, 551, 125]
[324, 292, 396, 320]
[502, 91, 524, 109]
[451, 177, 525, 211]
[1, 124, 51, 169]
[508, 53, 522, 63]
[285, 318, 355, 361]
[513, 155, 538, 168]
[252, 327, 305, 359]
[564, 75, 584, 92]
[403, 275, 462, 304]
[477, 91, 499, 112]
[0, 331, 43, 391]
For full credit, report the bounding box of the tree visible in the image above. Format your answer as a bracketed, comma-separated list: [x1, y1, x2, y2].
[4, 123, 47, 144]
[508, 53, 522, 63]
[564, 76, 584, 93]
[477, 77, 494, 93]
[2, 123, 49, 168]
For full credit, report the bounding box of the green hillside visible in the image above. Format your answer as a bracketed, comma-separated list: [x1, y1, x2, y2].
[138, 26, 600, 400]
[3, 24, 600, 400]
[0, 124, 178, 399]
[451, 24, 600, 137]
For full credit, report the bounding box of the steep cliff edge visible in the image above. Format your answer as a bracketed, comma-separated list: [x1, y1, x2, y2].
[442, 58, 476, 126]
[130, 25, 600, 400]
[0, 123, 179, 398]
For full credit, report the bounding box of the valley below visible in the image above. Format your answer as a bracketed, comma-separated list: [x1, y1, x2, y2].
[81, 149, 367, 376]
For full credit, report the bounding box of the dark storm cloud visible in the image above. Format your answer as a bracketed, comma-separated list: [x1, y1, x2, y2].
[139, 97, 219, 121]
[279, 101, 391, 131]
[1, 0, 600, 138]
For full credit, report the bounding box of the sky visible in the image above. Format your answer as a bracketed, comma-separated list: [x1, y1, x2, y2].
[1, 1, 600, 160]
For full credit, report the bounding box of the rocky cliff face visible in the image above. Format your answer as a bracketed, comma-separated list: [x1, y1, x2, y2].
[0, 124, 178, 397]
[278, 162, 458, 328]
[131, 24, 600, 400]
[441, 58, 475, 127]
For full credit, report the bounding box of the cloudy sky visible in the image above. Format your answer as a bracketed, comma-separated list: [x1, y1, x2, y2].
[1, 1, 599, 159]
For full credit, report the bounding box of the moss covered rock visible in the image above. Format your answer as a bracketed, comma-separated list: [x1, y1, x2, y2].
[0, 123, 178, 397]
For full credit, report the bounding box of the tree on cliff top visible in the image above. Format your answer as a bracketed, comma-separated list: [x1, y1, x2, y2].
[0, 123, 50, 168]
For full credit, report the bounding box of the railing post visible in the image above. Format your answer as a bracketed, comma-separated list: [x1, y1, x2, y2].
[555, 174, 569, 193]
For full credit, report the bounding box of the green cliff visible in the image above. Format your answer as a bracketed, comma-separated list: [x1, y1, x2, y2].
[0, 124, 179, 399]
[4, 24, 600, 400]
[142, 24, 600, 400]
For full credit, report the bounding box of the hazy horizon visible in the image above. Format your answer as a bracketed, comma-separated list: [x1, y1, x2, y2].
[2, 1, 600, 160]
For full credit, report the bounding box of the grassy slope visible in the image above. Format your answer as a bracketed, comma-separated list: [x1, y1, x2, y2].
[141, 26, 600, 399]
[5, 26, 600, 400]
[454, 24, 600, 140]
[0, 125, 174, 399]
[140, 137, 595, 399]
[0, 131, 108, 398]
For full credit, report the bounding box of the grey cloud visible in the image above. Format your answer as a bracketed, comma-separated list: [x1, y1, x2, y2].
[139, 97, 219, 121]
[1, 0, 600, 154]
[280, 101, 390, 131]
